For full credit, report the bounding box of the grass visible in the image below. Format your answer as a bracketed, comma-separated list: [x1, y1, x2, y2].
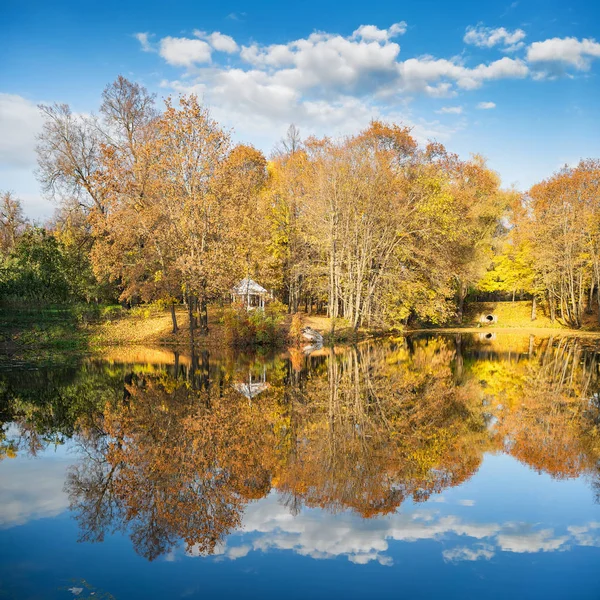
[90, 304, 231, 349]
[0, 303, 97, 363]
[462, 300, 561, 329]
[3, 299, 600, 363]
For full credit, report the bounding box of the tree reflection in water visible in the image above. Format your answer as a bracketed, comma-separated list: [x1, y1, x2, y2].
[2, 334, 600, 561]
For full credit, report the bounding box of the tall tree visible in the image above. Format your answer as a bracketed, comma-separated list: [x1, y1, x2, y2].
[0, 191, 28, 255]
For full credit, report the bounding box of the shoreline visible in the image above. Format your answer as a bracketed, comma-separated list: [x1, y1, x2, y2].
[4, 302, 600, 363]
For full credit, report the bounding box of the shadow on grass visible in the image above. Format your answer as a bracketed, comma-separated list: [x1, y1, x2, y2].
[0, 303, 105, 365]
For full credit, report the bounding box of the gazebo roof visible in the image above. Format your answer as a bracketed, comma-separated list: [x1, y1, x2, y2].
[233, 381, 269, 399]
[232, 278, 268, 295]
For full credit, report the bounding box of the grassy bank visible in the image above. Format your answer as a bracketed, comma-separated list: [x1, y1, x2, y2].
[0, 304, 98, 363]
[90, 305, 230, 348]
[462, 300, 560, 329]
[3, 300, 600, 361]
[461, 300, 600, 330]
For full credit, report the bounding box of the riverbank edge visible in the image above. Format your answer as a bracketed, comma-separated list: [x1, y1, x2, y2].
[3, 304, 600, 362]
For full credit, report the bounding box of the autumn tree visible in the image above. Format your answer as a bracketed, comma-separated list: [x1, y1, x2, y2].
[523, 160, 600, 326]
[0, 191, 28, 255]
[264, 128, 312, 313]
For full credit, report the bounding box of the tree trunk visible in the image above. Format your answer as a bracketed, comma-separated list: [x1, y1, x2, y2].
[200, 297, 209, 334]
[194, 296, 200, 328]
[454, 334, 464, 382]
[188, 297, 195, 346]
[457, 281, 467, 323]
[170, 302, 178, 333]
[531, 296, 537, 321]
[529, 334, 535, 357]
[549, 293, 556, 323]
[597, 275, 600, 323]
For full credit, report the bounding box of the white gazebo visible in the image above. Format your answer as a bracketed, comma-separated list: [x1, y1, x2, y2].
[232, 278, 269, 310]
[233, 366, 269, 400]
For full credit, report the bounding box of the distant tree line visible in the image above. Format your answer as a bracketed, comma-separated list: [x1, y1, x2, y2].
[2, 75, 599, 328]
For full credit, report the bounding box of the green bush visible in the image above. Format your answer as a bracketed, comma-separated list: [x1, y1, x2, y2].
[0, 227, 115, 305]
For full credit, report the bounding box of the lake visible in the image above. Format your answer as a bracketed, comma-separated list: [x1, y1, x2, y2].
[1, 333, 600, 599]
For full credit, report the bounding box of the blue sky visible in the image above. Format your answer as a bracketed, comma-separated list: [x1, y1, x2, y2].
[1, 0, 599, 219]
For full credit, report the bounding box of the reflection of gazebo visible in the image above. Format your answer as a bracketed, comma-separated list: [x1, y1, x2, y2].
[233, 367, 269, 400]
[232, 278, 269, 310]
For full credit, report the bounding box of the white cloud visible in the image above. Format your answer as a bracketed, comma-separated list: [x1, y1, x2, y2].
[195, 30, 239, 54]
[240, 43, 297, 68]
[0, 93, 44, 168]
[458, 57, 528, 89]
[567, 523, 600, 547]
[398, 56, 527, 94]
[352, 22, 407, 42]
[227, 544, 252, 559]
[477, 101, 496, 109]
[436, 106, 463, 115]
[155, 24, 528, 107]
[142, 23, 535, 159]
[458, 499, 476, 506]
[464, 25, 526, 52]
[527, 37, 600, 71]
[159, 37, 212, 67]
[497, 526, 570, 553]
[0, 457, 71, 528]
[443, 544, 494, 563]
[192, 494, 598, 566]
[134, 32, 153, 52]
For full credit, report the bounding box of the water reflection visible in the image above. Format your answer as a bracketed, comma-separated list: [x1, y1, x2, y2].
[2, 334, 600, 565]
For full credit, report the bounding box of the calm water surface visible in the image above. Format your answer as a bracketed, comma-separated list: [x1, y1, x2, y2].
[1, 333, 600, 599]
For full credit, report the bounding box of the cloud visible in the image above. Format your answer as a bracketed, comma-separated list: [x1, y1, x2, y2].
[497, 526, 570, 553]
[352, 22, 407, 42]
[159, 37, 212, 67]
[170, 491, 600, 569]
[436, 106, 463, 115]
[458, 499, 476, 506]
[527, 37, 600, 71]
[137, 23, 536, 157]
[477, 101, 496, 109]
[227, 544, 251, 559]
[397, 56, 527, 93]
[186, 540, 251, 560]
[194, 31, 239, 54]
[567, 523, 600, 547]
[464, 25, 526, 52]
[153, 23, 529, 105]
[0, 457, 71, 528]
[443, 543, 494, 563]
[134, 32, 154, 52]
[0, 93, 45, 169]
[163, 75, 462, 159]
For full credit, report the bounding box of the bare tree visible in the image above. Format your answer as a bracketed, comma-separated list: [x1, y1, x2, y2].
[0, 191, 28, 254]
[36, 76, 157, 216]
[272, 123, 302, 158]
[36, 103, 104, 212]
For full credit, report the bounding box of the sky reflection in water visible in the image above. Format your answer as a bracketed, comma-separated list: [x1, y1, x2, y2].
[1, 333, 600, 599]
